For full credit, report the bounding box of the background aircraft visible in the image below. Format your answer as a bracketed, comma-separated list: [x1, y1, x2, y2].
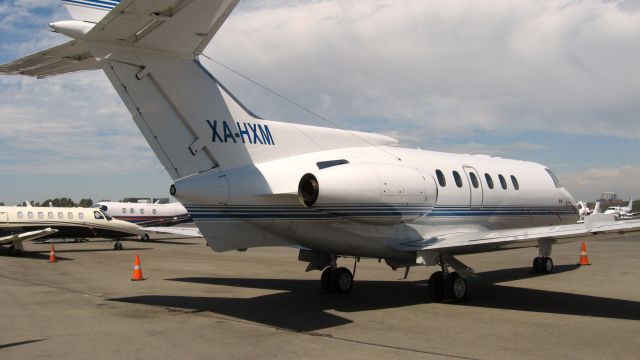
[0, 203, 144, 255]
[603, 199, 637, 219]
[2, 0, 640, 301]
[97, 200, 191, 241]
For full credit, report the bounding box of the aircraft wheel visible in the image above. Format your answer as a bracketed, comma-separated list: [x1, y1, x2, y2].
[332, 267, 353, 294]
[532, 257, 543, 273]
[541, 257, 554, 274]
[428, 271, 445, 302]
[320, 267, 333, 293]
[445, 272, 467, 302]
[114, 242, 124, 251]
[140, 233, 150, 242]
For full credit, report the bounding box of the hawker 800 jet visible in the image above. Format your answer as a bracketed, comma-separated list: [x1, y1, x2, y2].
[2, 0, 640, 301]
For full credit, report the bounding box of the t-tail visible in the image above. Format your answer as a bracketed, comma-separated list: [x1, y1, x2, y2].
[0, 0, 397, 182]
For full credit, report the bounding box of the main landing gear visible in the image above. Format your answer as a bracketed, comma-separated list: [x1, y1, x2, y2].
[428, 270, 468, 302]
[7, 245, 22, 256]
[320, 266, 354, 294]
[532, 256, 554, 274]
[532, 239, 554, 274]
[113, 240, 124, 251]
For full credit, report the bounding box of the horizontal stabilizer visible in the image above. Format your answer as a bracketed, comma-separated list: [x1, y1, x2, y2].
[0, 40, 98, 78]
[145, 226, 202, 238]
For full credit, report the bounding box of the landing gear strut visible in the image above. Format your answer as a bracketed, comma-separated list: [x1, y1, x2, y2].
[320, 266, 354, 294]
[427, 256, 469, 302]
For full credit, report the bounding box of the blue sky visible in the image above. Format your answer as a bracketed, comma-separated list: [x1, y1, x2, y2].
[1, 0, 639, 204]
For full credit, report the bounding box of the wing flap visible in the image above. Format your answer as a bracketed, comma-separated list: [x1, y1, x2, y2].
[0, 40, 99, 78]
[394, 214, 640, 255]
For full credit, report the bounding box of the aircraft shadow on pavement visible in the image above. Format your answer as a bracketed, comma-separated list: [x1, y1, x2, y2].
[111, 264, 640, 332]
[0, 338, 46, 350]
[0, 249, 73, 261]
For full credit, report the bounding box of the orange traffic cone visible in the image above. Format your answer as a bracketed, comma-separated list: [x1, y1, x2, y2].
[578, 241, 591, 266]
[131, 255, 144, 281]
[49, 244, 56, 263]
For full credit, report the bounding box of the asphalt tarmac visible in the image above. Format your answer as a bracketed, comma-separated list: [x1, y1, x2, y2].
[1, 234, 639, 359]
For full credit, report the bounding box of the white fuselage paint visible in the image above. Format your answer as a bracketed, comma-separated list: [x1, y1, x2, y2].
[97, 201, 190, 225]
[177, 146, 577, 259]
[0, 206, 144, 239]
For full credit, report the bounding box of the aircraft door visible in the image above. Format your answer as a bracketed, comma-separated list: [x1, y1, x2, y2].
[463, 166, 483, 208]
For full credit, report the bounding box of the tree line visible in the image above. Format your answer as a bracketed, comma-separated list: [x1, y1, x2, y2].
[19, 198, 95, 207]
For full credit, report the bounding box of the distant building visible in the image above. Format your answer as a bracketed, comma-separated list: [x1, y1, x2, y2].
[600, 192, 618, 201]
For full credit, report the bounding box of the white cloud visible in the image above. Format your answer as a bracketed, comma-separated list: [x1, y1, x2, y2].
[209, 0, 640, 141]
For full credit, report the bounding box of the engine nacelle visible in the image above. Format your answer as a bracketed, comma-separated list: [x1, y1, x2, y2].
[298, 163, 437, 224]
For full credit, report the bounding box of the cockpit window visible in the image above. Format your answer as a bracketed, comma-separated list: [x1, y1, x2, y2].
[94, 211, 105, 220]
[545, 169, 563, 188]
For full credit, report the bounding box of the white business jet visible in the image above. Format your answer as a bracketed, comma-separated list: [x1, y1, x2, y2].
[97, 200, 191, 240]
[604, 199, 637, 219]
[2, 0, 640, 301]
[0, 203, 144, 255]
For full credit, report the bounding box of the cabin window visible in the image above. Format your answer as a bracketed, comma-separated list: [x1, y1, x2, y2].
[545, 169, 562, 188]
[498, 174, 508, 190]
[94, 211, 104, 220]
[152, 209, 157, 215]
[28, 212, 34, 219]
[48, 212, 54, 219]
[122, 208, 126, 214]
[79, 213, 84, 220]
[17, 211, 23, 219]
[453, 171, 463, 188]
[485, 174, 494, 189]
[68, 212, 73, 219]
[130, 208, 134, 214]
[58, 212, 63, 219]
[435, 170, 446, 187]
[38, 212, 44, 219]
[469, 172, 479, 188]
[140, 208, 144, 215]
[511, 175, 520, 190]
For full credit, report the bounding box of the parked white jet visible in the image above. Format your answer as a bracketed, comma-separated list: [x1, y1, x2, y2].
[97, 201, 191, 240]
[2, 0, 640, 301]
[0, 204, 145, 255]
[604, 199, 637, 219]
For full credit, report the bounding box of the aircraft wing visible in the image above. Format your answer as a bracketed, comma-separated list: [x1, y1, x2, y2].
[144, 226, 202, 238]
[87, 0, 239, 56]
[0, 40, 99, 78]
[393, 214, 640, 255]
[0, 228, 58, 245]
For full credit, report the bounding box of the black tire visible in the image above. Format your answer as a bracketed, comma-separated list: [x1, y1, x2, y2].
[8, 245, 19, 256]
[140, 233, 150, 242]
[542, 257, 554, 274]
[320, 267, 333, 293]
[533, 257, 543, 273]
[332, 267, 353, 294]
[444, 272, 467, 302]
[428, 271, 445, 302]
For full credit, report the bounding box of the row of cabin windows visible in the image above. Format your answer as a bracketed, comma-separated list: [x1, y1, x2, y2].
[16, 211, 105, 220]
[121, 208, 157, 215]
[435, 170, 520, 191]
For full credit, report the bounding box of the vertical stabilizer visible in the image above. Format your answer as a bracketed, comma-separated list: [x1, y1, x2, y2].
[61, 0, 120, 23]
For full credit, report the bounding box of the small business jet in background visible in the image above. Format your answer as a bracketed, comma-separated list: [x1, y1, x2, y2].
[0, 203, 144, 255]
[604, 199, 637, 219]
[97, 200, 191, 240]
[2, 0, 640, 301]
